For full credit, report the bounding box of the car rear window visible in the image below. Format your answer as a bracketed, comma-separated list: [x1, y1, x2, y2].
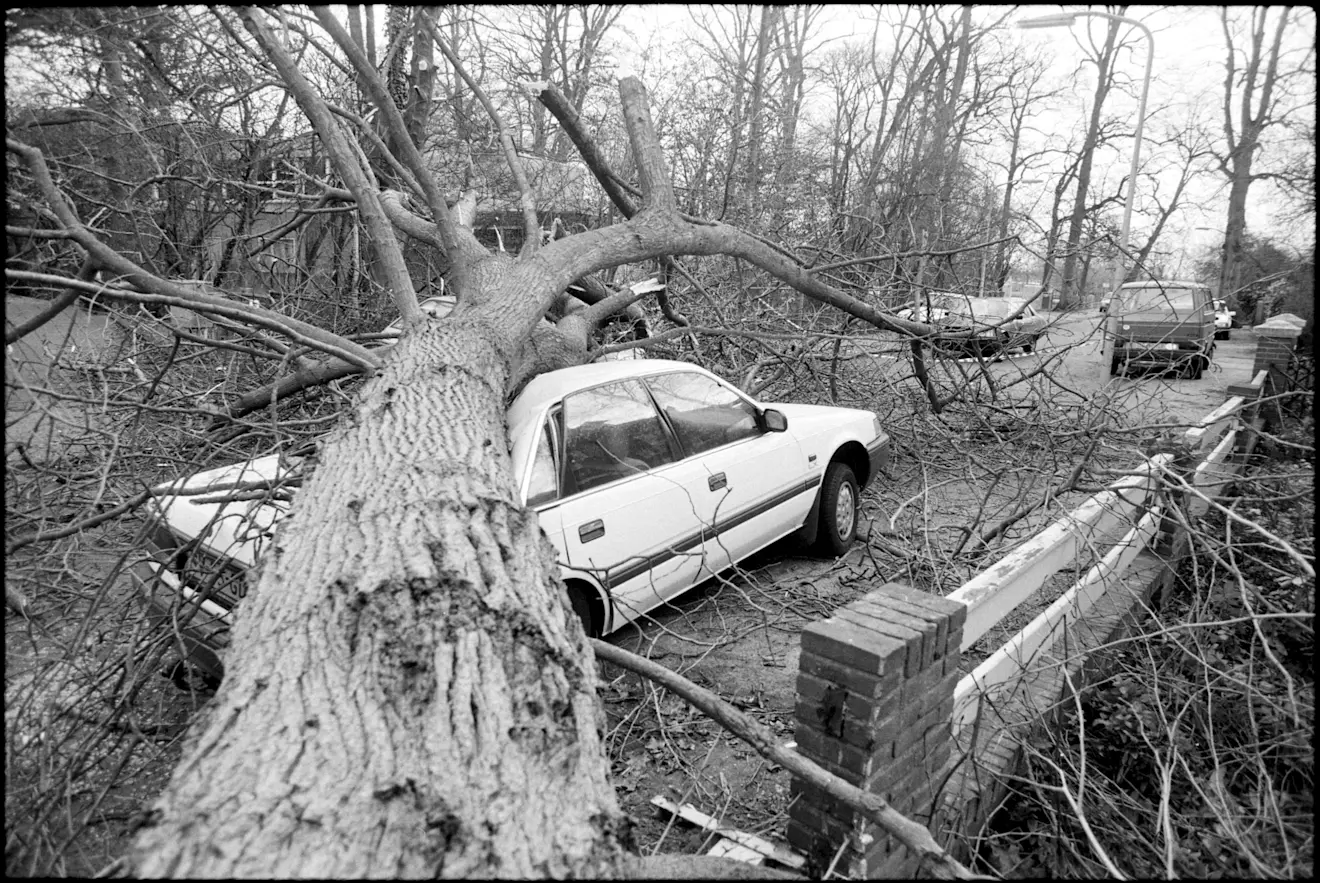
[562, 380, 676, 494]
[1120, 287, 1200, 312]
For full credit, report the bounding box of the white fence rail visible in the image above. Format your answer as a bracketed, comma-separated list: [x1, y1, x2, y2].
[949, 369, 1269, 735]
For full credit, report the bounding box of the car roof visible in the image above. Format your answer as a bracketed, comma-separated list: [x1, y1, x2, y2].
[508, 358, 719, 431]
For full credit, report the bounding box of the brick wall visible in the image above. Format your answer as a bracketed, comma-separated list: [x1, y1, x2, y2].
[786, 584, 966, 878]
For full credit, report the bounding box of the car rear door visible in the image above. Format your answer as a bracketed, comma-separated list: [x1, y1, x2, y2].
[644, 371, 810, 573]
[552, 379, 712, 629]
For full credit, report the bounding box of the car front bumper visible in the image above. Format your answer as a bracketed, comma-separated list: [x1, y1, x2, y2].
[866, 435, 891, 486]
[1118, 342, 1201, 366]
[131, 560, 230, 681]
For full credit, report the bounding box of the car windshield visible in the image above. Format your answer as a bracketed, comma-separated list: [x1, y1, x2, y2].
[945, 298, 1014, 319]
[1120, 287, 1199, 312]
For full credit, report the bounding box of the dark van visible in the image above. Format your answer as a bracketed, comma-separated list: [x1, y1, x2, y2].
[1108, 280, 1215, 379]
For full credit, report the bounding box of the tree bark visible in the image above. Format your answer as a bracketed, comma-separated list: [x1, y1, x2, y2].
[130, 316, 631, 877]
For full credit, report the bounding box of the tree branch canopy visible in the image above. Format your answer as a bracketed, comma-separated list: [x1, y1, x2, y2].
[240, 7, 421, 324]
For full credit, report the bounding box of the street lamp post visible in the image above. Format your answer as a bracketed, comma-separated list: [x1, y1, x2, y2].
[1019, 10, 1153, 325]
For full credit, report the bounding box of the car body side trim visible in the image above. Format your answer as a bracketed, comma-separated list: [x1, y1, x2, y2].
[603, 476, 821, 586]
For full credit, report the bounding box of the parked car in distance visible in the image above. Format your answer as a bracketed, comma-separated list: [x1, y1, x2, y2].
[134, 360, 891, 681]
[1108, 280, 1215, 379]
[1099, 295, 1113, 313]
[894, 292, 956, 324]
[932, 295, 1047, 357]
[1213, 299, 1235, 340]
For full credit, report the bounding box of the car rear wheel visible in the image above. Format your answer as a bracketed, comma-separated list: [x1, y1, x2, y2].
[1189, 354, 1206, 380]
[566, 584, 598, 637]
[164, 658, 220, 693]
[1023, 334, 1040, 353]
[815, 462, 858, 557]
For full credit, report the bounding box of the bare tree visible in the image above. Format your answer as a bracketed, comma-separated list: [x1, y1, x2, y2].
[1055, 13, 1125, 309]
[1212, 7, 1314, 308]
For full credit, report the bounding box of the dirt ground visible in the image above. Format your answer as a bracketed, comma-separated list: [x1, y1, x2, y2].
[4, 304, 1266, 874]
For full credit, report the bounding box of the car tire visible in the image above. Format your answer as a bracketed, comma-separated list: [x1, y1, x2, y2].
[566, 585, 597, 637]
[1190, 354, 1206, 380]
[1023, 334, 1039, 353]
[814, 462, 858, 557]
[164, 658, 220, 693]
[1109, 349, 1124, 377]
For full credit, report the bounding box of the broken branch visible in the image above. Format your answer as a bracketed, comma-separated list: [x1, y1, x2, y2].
[590, 640, 980, 880]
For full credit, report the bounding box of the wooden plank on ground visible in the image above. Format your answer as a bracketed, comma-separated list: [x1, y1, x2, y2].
[707, 839, 766, 864]
[650, 796, 805, 870]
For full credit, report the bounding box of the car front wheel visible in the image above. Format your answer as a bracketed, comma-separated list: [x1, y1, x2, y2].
[1109, 349, 1124, 377]
[815, 462, 858, 557]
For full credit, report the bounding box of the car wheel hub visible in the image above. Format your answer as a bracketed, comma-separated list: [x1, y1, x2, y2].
[836, 483, 856, 540]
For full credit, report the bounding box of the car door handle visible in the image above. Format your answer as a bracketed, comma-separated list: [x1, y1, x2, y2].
[708, 472, 727, 491]
[578, 519, 605, 543]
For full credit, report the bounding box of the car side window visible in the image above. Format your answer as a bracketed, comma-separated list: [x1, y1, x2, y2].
[563, 380, 676, 494]
[646, 372, 761, 457]
[526, 414, 561, 507]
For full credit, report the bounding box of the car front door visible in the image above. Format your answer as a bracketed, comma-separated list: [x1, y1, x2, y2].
[553, 379, 712, 629]
[644, 371, 810, 574]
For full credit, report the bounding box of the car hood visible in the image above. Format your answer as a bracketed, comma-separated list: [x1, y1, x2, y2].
[150, 454, 289, 567]
[772, 401, 876, 434]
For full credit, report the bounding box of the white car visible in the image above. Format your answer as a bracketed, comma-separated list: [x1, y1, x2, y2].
[1213, 300, 1235, 340]
[134, 359, 890, 680]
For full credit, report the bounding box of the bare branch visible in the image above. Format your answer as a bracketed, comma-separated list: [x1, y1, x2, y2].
[239, 7, 421, 323]
[5, 258, 96, 345]
[8, 270, 378, 371]
[618, 78, 677, 213]
[422, 16, 541, 256]
[311, 6, 477, 278]
[591, 640, 979, 880]
[536, 82, 640, 217]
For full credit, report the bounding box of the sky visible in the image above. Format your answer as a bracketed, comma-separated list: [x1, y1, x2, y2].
[610, 4, 1316, 271]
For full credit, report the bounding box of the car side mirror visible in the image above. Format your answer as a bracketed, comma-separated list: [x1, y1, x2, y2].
[762, 409, 787, 432]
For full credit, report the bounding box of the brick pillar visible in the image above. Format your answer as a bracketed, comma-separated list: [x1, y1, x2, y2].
[1251, 314, 1304, 429]
[786, 583, 966, 878]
